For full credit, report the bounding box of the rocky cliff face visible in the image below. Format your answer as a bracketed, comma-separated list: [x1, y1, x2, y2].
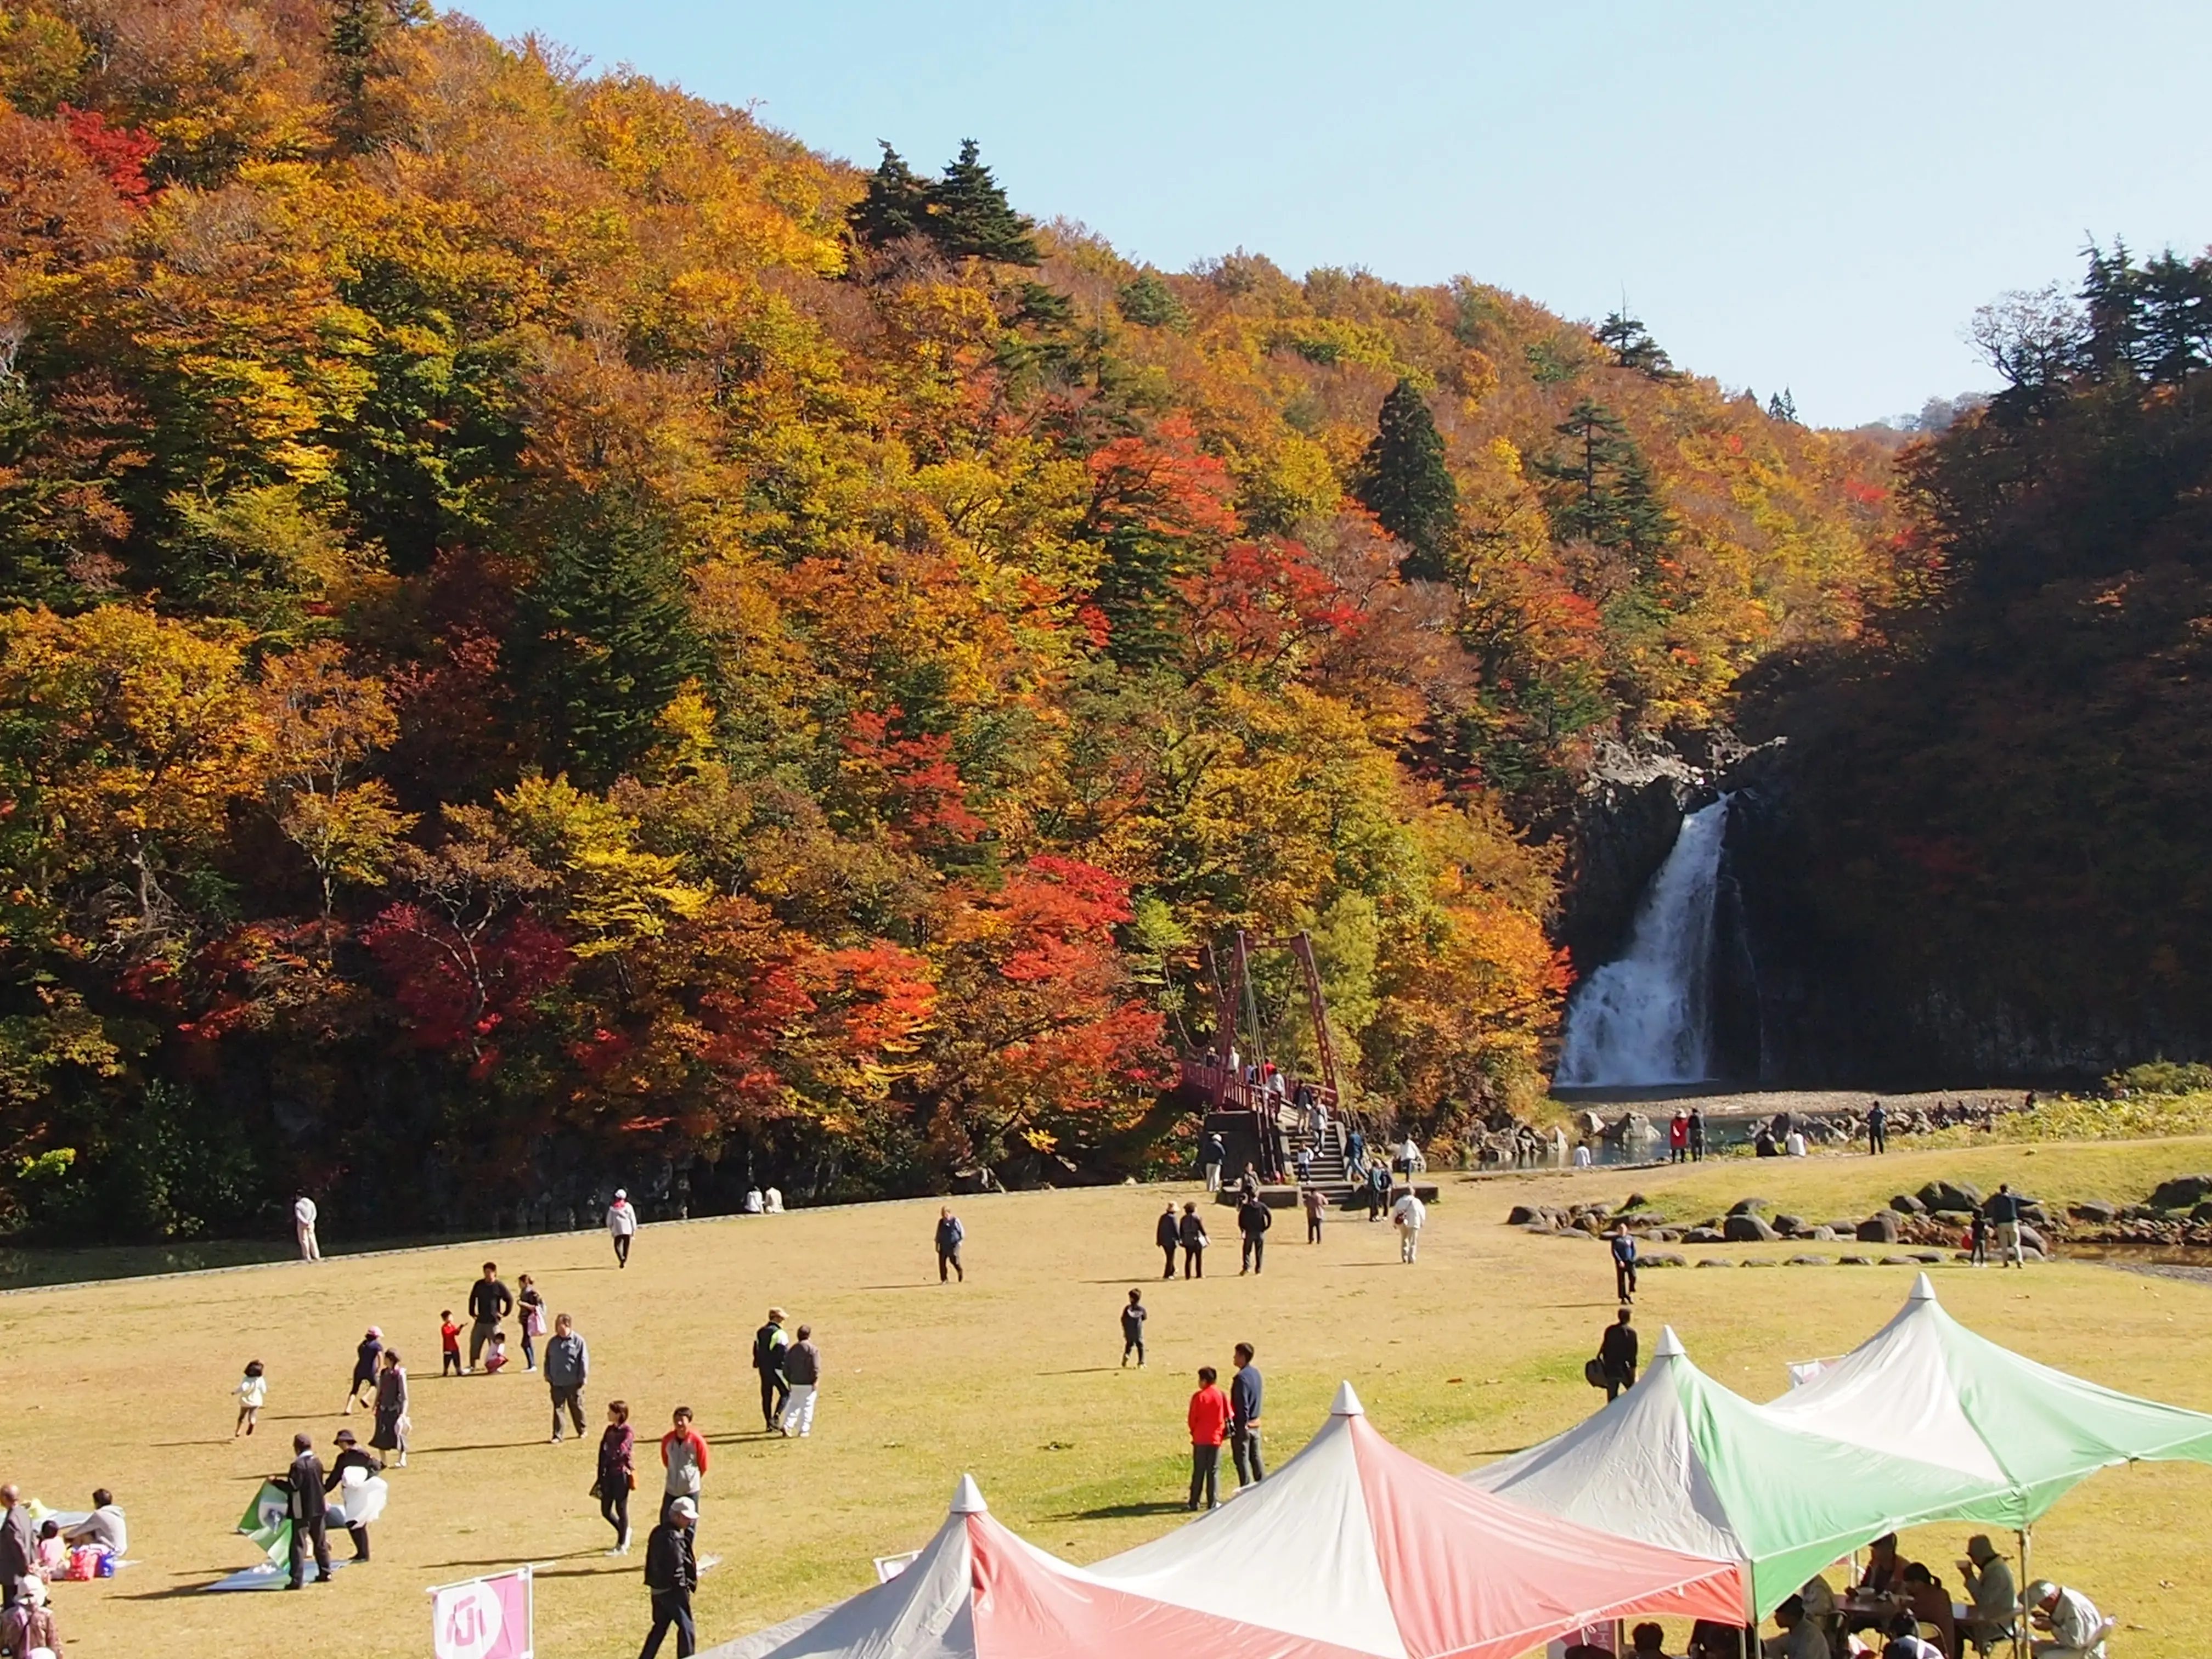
[1551, 741, 1716, 977]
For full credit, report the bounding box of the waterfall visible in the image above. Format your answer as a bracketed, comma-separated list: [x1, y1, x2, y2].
[1556, 796, 1729, 1086]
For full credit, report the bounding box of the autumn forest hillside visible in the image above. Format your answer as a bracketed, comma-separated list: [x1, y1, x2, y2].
[0, 0, 1900, 1239]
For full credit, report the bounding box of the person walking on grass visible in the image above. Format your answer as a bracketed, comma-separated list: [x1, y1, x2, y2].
[752, 1308, 790, 1431]
[1391, 1187, 1426, 1262]
[1187, 1365, 1231, 1510]
[283, 1433, 331, 1588]
[466, 1262, 513, 1373]
[1599, 1308, 1638, 1402]
[1611, 1224, 1639, 1303]
[343, 1327, 382, 1415]
[778, 1325, 822, 1437]
[935, 1206, 966, 1283]
[1302, 1183, 1326, 1244]
[659, 1407, 708, 1522]
[370, 1348, 409, 1467]
[295, 1192, 321, 1262]
[1156, 1203, 1180, 1278]
[545, 1313, 589, 1443]
[516, 1273, 546, 1373]
[326, 1429, 382, 1561]
[1229, 1342, 1265, 1488]
[1120, 1289, 1148, 1367]
[234, 1358, 268, 1436]
[596, 1401, 636, 1555]
[1238, 1189, 1271, 1274]
[607, 1188, 639, 1268]
[639, 1496, 698, 1658]
[1178, 1201, 1209, 1278]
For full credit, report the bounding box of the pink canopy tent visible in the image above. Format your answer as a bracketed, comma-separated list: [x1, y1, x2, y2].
[1084, 1382, 1750, 1657]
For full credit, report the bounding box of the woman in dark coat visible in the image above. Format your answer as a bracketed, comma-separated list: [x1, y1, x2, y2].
[595, 1398, 636, 1554]
[370, 1348, 410, 1467]
[343, 1326, 383, 1414]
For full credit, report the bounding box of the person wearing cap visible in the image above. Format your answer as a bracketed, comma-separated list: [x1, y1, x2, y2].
[607, 1189, 638, 1268]
[1762, 1594, 1829, 1659]
[2026, 1579, 2106, 1659]
[343, 1326, 383, 1414]
[324, 1429, 383, 1561]
[1957, 1536, 2016, 1654]
[639, 1495, 698, 1658]
[0, 1573, 60, 1656]
[752, 1308, 789, 1431]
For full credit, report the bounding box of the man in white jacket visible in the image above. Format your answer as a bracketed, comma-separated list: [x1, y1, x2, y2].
[606, 1189, 638, 1268]
[294, 1194, 320, 1262]
[1390, 1190, 1426, 1262]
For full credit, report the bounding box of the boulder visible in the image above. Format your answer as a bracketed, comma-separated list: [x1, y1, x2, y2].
[1646, 1228, 1681, 1242]
[1622, 1192, 1649, 1210]
[1808, 1225, 1839, 1242]
[2019, 1203, 2052, 1227]
[1918, 1179, 1983, 1212]
[2070, 1201, 2119, 1223]
[1786, 1255, 1833, 1266]
[1855, 1212, 1903, 1244]
[2018, 1225, 2047, 1255]
[1725, 1213, 1780, 1243]
[2149, 1174, 2212, 1211]
[1838, 1255, 1874, 1266]
[2192, 1202, 2212, 1224]
[1880, 1256, 1916, 1267]
[1643, 1252, 1688, 1268]
[1682, 1226, 1728, 1244]
[1695, 1258, 1736, 1268]
[1889, 1193, 1928, 1216]
[1522, 1222, 1560, 1235]
[1728, 1197, 1773, 1216]
[1932, 1210, 1976, 1228]
[1825, 1219, 1863, 1236]
[1741, 1257, 1780, 1267]
[1909, 1251, 1946, 1264]
[1771, 1213, 1806, 1237]
[1506, 1204, 1542, 1226]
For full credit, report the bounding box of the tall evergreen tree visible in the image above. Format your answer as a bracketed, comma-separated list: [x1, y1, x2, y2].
[926, 139, 1040, 265]
[848, 143, 932, 251]
[514, 497, 709, 787]
[1594, 308, 1675, 379]
[2079, 239, 2145, 378]
[1767, 387, 1799, 424]
[1116, 270, 1189, 330]
[1353, 379, 1458, 579]
[1532, 398, 1675, 569]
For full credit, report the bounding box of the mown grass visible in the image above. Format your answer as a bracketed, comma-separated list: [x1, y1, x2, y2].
[4, 1135, 2211, 1659]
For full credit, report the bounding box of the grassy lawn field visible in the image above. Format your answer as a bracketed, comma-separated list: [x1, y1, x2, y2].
[8, 1136, 2212, 1658]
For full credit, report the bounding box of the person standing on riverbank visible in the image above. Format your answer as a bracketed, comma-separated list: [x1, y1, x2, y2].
[1668, 1113, 1689, 1164]
[1688, 1108, 1707, 1161]
[1867, 1099, 1888, 1154]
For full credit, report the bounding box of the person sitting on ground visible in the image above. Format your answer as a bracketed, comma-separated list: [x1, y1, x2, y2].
[1899, 1562, 1957, 1657]
[60, 1491, 125, 1559]
[32, 1523, 62, 1581]
[1764, 1595, 1829, 1659]
[1957, 1536, 2017, 1654]
[483, 1330, 511, 1374]
[2025, 1580, 2107, 1659]
[743, 1186, 764, 1214]
[0, 1575, 60, 1656]
[764, 1186, 784, 1212]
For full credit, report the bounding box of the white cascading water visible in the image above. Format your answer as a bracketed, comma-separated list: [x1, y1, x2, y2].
[1556, 796, 1729, 1086]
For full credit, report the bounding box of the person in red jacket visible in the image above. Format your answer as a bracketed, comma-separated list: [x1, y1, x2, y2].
[1186, 1365, 1232, 1511]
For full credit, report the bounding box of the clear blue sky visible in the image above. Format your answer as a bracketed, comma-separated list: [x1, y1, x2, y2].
[458, 0, 2212, 429]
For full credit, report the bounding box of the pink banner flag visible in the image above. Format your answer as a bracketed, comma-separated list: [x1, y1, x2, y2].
[432, 1565, 534, 1659]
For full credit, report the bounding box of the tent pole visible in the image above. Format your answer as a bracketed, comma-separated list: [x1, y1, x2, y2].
[2015, 1527, 2032, 1659]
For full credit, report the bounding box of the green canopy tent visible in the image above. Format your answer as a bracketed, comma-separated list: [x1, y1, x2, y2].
[1466, 1326, 2013, 1620]
[1768, 1274, 2212, 1645]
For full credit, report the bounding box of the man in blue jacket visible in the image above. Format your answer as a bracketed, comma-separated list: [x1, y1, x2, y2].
[935, 1207, 965, 1283]
[1229, 1342, 1265, 1488]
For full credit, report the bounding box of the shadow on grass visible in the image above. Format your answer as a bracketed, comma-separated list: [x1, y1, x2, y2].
[1035, 1367, 1120, 1376]
[1048, 1499, 1188, 1521]
[408, 1440, 550, 1455]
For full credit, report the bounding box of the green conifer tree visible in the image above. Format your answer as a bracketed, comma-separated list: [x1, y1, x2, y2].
[848, 143, 933, 251]
[515, 496, 709, 787]
[1594, 308, 1675, 379]
[1116, 270, 1189, 330]
[1353, 379, 1459, 579]
[1532, 398, 1676, 570]
[1767, 387, 1799, 424]
[925, 139, 1040, 265]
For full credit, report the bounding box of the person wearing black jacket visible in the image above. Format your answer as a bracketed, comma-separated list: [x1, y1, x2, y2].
[1177, 1202, 1208, 1278]
[639, 1496, 698, 1658]
[1155, 1203, 1180, 1279]
[324, 1429, 383, 1561]
[752, 1309, 789, 1431]
[1237, 1193, 1271, 1274]
[283, 1433, 331, 1588]
[1229, 1342, 1265, 1487]
[466, 1261, 514, 1373]
[1598, 1309, 1639, 1402]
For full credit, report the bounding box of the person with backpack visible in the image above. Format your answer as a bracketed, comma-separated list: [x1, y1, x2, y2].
[639, 1496, 698, 1658]
[1237, 1190, 1272, 1274]
[1178, 1201, 1209, 1278]
[1611, 1224, 1639, 1303]
[1155, 1203, 1180, 1278]
[751, 1310, 789, 1432]
[934, 1206, 965, 1283]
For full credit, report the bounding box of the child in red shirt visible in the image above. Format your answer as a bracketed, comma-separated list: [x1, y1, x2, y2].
[441, 1311, 462, 1377]
[1187, 1365, 1232, 1511]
